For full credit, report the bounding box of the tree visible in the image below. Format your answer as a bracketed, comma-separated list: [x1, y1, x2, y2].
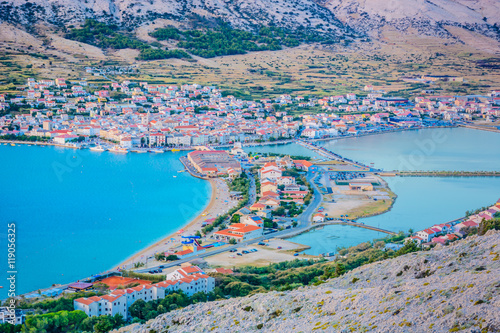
[396, 240, 419, 256]
[94, 317, 113, 333]
[129, 299, 148, 319]
[166, 255, 179, 261]
[155, 252, 166, 261]
[334, 262, 346, 276]
[230, 214, 240, 223]
[0, 323, 21, 333]
[93, 282, 109, 293]
[478, 218, 500, 236]
[273, 206, 286, 216]
[229, 238, 237, 245]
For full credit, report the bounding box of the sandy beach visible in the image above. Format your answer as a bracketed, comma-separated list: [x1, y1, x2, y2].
[116, 177, 239, 270]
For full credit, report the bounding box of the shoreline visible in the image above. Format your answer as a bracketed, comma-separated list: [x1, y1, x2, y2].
[115, 177, 219, 269]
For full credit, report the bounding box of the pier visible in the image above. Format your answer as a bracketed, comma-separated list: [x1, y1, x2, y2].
[297, 140, 380, 171]
[280, 220, 397, 239]
[459, 124, 500, 134]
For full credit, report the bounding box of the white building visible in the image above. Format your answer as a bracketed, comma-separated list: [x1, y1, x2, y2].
[74, 267, 215, 319]
[74, 294, 127, 319]
[54, 134, 78, 144]
[0, 307, 25, 325]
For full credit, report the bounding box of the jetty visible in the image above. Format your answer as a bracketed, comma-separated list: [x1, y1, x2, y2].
[280, 220, 397, 239]
[459, 124, 500, 134]
[297, 140, 380, 171]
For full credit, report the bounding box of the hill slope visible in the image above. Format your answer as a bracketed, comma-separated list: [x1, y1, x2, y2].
[117, 231, 500, 332]
[1, 0, 499, 43]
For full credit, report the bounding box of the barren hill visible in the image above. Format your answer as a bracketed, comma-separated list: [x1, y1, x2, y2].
[1, 0, 499, 45]
[116, 231, 500, 333]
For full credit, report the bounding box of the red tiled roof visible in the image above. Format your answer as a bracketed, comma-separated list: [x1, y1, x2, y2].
[75, 297, 98, 305]
[213, 230, 244, 238]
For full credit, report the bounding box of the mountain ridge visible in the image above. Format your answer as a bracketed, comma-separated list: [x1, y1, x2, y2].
[0, 0, 499, 46]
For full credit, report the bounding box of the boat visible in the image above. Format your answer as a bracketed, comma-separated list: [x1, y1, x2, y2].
[173, 175, 177, 178]
[108, 145, 128, 154]
[149, 149, 164, 153]
[90, 145, 107, 152]
[131, 149, 147, 153]
[10, 144, 15, 146]
[171, 148, 180, 152]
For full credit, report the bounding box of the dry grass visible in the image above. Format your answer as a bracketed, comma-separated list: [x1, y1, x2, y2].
[343, 198, 393, 220]
[1, 23, 499, 98]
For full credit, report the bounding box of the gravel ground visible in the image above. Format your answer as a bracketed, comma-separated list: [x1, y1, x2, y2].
[115, 230, 500, 333]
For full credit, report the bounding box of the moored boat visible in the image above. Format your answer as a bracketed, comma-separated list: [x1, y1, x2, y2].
[109, 145, 128, 154]
[90, 145, 107, 152]
[171, 148, 180, 152]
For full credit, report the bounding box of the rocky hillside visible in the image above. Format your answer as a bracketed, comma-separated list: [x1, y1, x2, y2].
[1, 0, 499, 42]
[0, 0, 346, 33]
[117, 230, 500, 332]
[320, 0, 500, 41]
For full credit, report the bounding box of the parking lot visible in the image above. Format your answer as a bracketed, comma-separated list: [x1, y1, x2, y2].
[204, 241, 315, 267]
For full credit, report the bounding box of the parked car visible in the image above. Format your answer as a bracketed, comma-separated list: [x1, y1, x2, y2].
[294, 253, 299, 257]
[242, 250, 249, 254]
[236, 253, 243, 256]
[258, 242, 266, 246]
[229, 249, 237, 253]
[277, 246, 282, 249]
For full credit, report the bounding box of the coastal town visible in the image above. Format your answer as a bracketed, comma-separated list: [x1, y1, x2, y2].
[1, 77, 500, 151]
[1, 76, 500, 329]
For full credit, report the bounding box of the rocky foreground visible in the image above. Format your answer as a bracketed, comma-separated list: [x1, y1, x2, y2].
[117, 231, 500, 333]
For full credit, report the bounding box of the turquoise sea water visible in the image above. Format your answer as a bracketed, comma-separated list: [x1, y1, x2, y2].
[361, 177, 500, 232]
[0, 145, 210, 299]
[290, 225, 383, 255]
[290, 177, 500, 254]
[287, 128, 500, 254]
[318, 127, 500, 171]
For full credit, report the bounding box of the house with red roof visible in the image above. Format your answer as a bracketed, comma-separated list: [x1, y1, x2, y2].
[313, 213, 325, 222]
[250, 202, 266, 211]
[213, 223, 263, 243]
[416, 228, 438, 242]
[293, 160, 313, 171]
[454, 220, 479, 233]
[166, 265, 204, 281]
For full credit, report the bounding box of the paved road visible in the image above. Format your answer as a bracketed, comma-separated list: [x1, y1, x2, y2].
[247, 172, 257, 206]
[136, 172, 323, 274]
